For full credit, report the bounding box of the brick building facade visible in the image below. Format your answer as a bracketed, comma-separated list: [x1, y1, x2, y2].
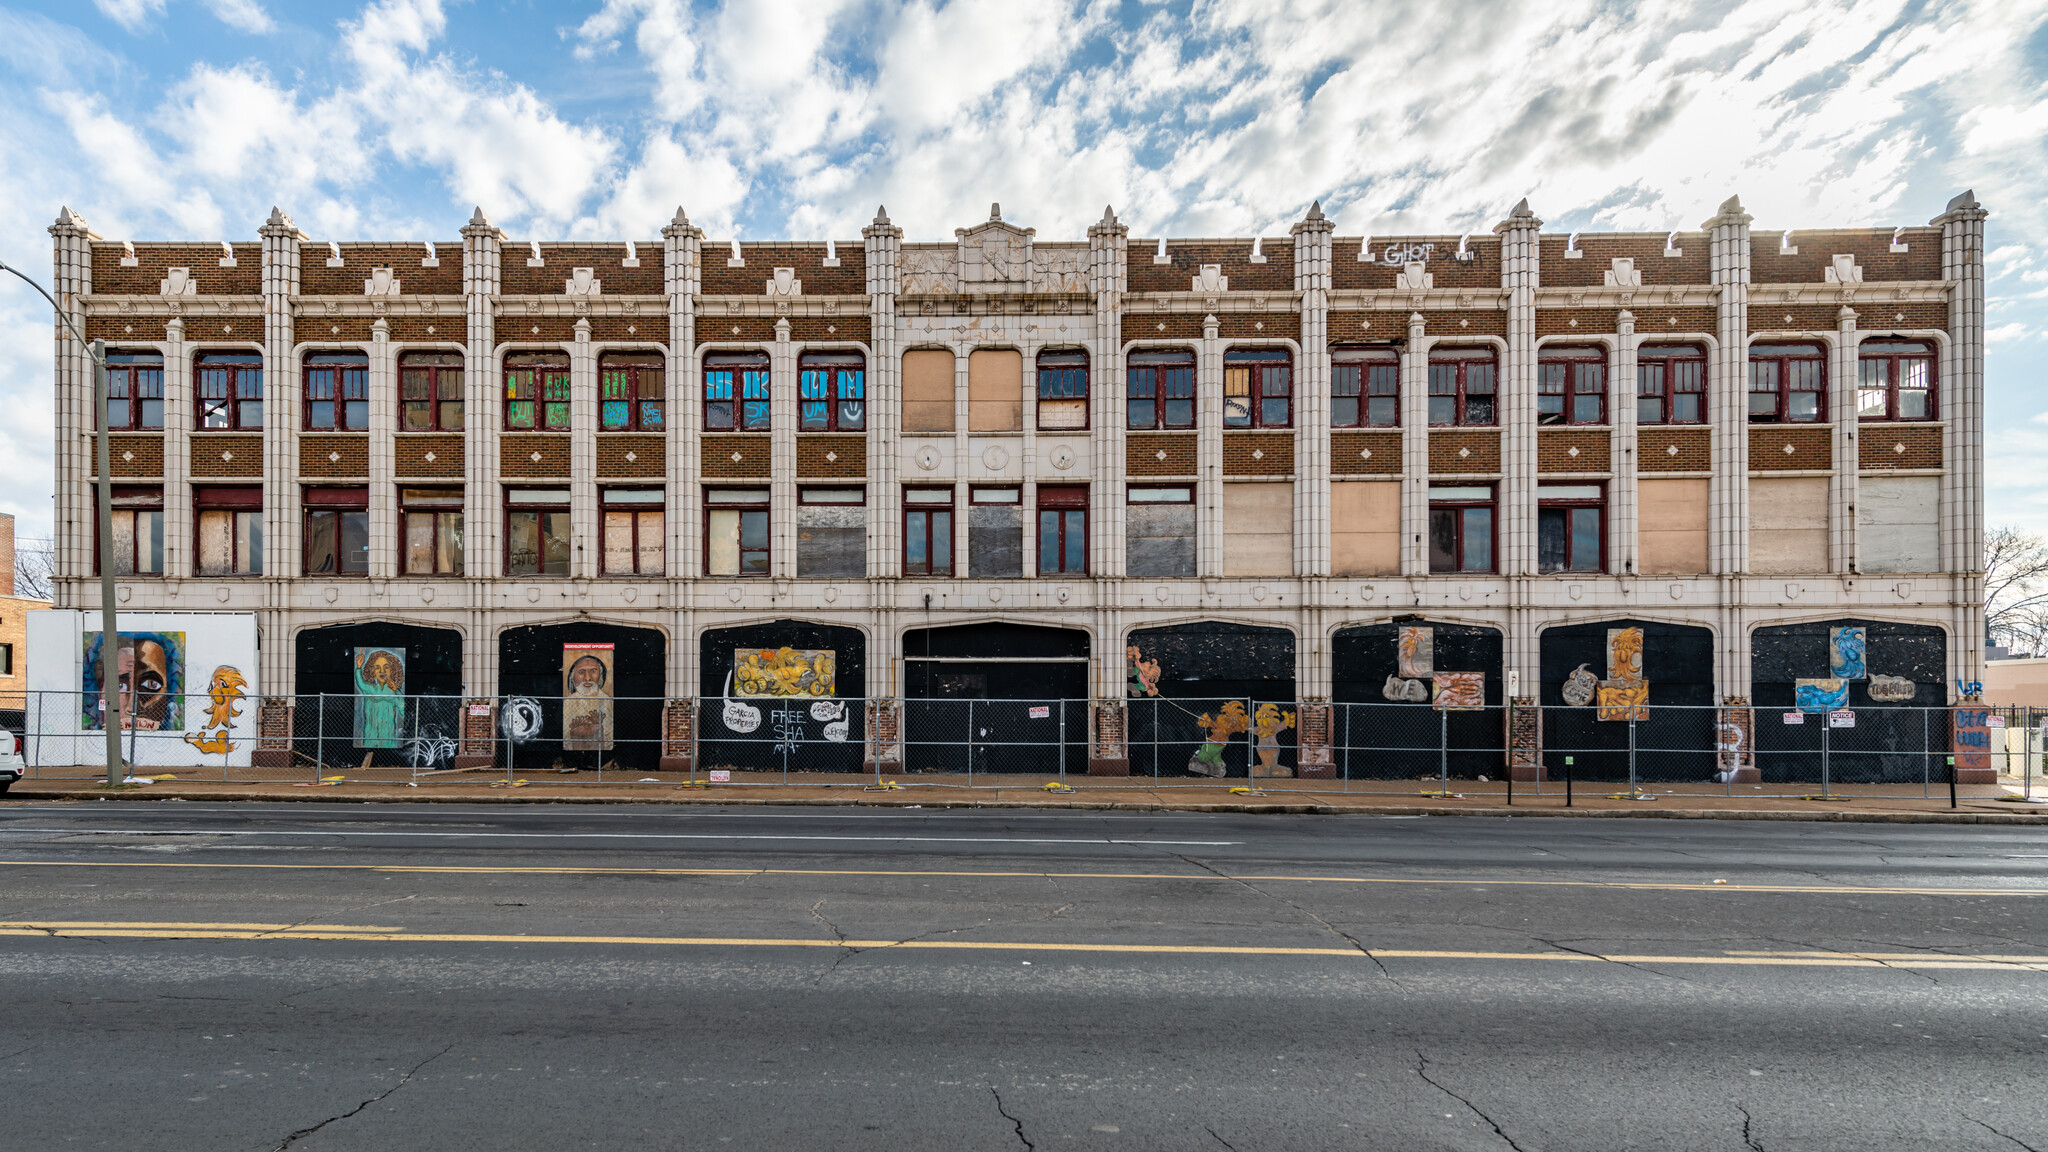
[42, 192, 1988, 773]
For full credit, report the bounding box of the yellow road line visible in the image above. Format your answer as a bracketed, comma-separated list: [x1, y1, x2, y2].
[2, 859, 2042, 898]
[2, 921, 2046, 969]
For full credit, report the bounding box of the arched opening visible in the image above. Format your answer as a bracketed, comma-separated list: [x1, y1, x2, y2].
[293, 622, 463, 769]
[901, 622, 1091, 776]
[1332, 620, 1504, 781]
[497, 622, 665, 771]
[1125, 622, 1295, 779]
[1538, 618, 1714, 784]
[1751, 619, 1946, 782]
[698, 620, 865, 774]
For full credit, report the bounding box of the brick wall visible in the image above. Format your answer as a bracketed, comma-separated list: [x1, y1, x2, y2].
[795, 435, 866, 479]
[692, 316, 868, 347]
[501, 434, 571, 478]
[189, 434, 264, 478]
[1749, 425, 1833, 471]
[1329, 236, 1502, 292]
[700, 243, 867, 297]
[1537, 307, 1718, 338]
[91, 243, 261, 295]
[395, 435, 464, 478]
[96, 435, 165, 478]
[1859, 423, 1943, 470]
[1749, 228, 1943, 284]
[501, 244, 665, 296]
[1331, 430, 1401, 475]
[1430, 429, 1501, 473]
[1639, 426, 1712, 472]
[85, 316, 170, 342]
[1537, 233, 1712, 286]
[299, 244, 463, 296]
[702, 435, 772, 478]
[1536, 428, 1610, 472]
[1323, 309, 1508, 341]
[1128, 239, 1296, 294]
[1222, 432, 1293, 475]
[597, 435, 665, 479]
[1127, 433, 1197, 476]
[300, 435, 370, 478]
[496, 315, 668, 344]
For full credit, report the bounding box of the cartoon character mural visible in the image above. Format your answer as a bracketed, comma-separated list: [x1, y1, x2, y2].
[734, 648, 836, 698]
[1829, 627, 1867, 680]
[1561, 663, 1598, 707]
[353, 647, 406, 748]
[1596, 627, 1649, 721]
[1126, 646, 1162, 698]
[1188, 700, 1250, 777]
[1251, 702, 1296, 777]
[1397, 627, 1434, 679]
[182, 665, 248, 755]
[562, 643, 616, 752]
[82, 631, 185, 732]
[1606, 628, 1644, 683]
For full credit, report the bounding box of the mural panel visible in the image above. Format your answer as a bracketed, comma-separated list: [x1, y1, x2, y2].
[352, 647, 406, 748]
[82, 631, 185, 732]
[562, 643, 616, 752]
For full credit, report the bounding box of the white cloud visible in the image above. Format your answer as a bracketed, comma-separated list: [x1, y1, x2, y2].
[91, 0, 165, 30]
[203, 0, 276, 34]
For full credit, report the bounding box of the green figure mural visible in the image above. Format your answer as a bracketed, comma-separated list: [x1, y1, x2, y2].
[353, 647, 406, 749]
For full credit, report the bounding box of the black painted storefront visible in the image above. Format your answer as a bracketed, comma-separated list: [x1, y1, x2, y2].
[1538, 619, 1715, 783]
[1750, 619, 1948, 783]
[1126, 622, 1296, 778]
[698, 620, 866, 773]
[1332, 621, 1504, 780]
[293, 622, 463, 768]
[498, 622, 666, 771]
[901, 623, 1090, 776]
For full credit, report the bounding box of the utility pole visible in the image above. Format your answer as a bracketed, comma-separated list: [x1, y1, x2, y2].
[0, 259, 124, 785]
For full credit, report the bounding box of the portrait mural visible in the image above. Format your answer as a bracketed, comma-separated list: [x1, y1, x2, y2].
[562, 642, 616, 752]
[82, 631, 185, 732]
[353, 647, 406, 748]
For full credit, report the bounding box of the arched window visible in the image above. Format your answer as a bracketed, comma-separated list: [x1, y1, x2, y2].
[1036, 349, 1088, 430]
[799, 351, 865, 431]
[1427, 347, 1496, 426]
[1636, 345, 1706, 424]
[195, 351, 263, 430]
[705, 350, 771, 431]
[1749, 343, 1827, 423]
[1223, 348, 1291, 427]
[1332, 346, 1398, 427]
[600, 352, 665, 431]
[400, 351, 463, 431]
[1537, 345, 1606, 425]
[105, 350, 164, 431]
[1857, 339, 1936, 421]
[1127, 349, 1194, 430]
[303, 351, 369, 431]
[504, 352, 571, 431]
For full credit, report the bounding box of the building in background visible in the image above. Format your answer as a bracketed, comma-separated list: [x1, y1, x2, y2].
[0, 513, 52, 726]
[38, 193, 1988, 774]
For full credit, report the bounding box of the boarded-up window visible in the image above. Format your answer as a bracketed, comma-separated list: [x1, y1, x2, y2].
[1331, 481, 1399, 576]
[903, 349, 955, 433]
[1223, 483, 1292, 577]
[1127, 485, 1195, 578]
[1638, 477, 1709, 574]
[968, 486, 1022, 578]
[1750, 476, 1828, 574]
[1858, 475, 1938, 573]
[968, 349, 1023, 432]
[796, 488, 866, 578]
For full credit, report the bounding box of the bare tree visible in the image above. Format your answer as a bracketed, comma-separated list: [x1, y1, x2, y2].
[1985, 526, 2048, 655]
[12, 535, 53, 602]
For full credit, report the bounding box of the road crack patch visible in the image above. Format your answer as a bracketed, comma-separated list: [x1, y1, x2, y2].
[1736, 1104, 1765, 1151]
[988, 1085, 1033, 1150]
[1416, 1051, 1526, 1152]
[1158, 850, 1402, 988]
[271, 1044, 450, 1150]
[1206, 1125, 1239, 1150]
[1536, 937, 1693, 983]
[1970, 1116, 2043, 1152]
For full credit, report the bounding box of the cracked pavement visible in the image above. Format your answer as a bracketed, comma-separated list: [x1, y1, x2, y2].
[0, 802, 2044, 1149]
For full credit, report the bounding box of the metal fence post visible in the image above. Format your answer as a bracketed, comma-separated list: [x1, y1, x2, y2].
[1058, 697, 1067, 784]
[1439, 707, 1448, 791]
[315, 693, 325, 782]
[967, 698, 975, 788]
[1628, 714, 1638, 798]
[1923, 709, 1931, 800]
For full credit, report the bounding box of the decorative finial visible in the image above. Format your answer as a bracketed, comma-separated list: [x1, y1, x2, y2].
[671, 206, 690, 227]
[54, 205, 88, 228]
[1101, 204, 1117, 225]
[265, 206, 289, 227]
[1510, 197, 1533, 218]
[990, 202, 1002, 221]
[1946, 188, 1979, 212]
[874, 205, 890, 226]
[1306, 200, 1324, 221]
[468, 206, 492, 228]
[1717, 194, 1743, 215]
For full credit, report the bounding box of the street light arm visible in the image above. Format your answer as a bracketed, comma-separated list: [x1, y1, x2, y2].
[0, 258, 103, 365]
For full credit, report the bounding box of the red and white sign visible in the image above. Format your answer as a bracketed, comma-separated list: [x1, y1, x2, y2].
[1988, 715, 2007, 728]
[467, 704, 491, 717]
[1829, 710, 1856, 728]
[1029, 706, 1050, 719]
[709, 769, 731, 783]
[1782, 712, 1805, 724]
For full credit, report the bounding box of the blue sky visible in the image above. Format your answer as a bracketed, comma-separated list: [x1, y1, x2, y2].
[0, 0, 2042, 547]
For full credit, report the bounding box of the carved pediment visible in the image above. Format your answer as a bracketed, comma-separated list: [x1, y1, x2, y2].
[766, 267, 802, 297]
[1394, 262, 1432, 291]
[900, 247, 956, 295]
[1603, 258, 1642, 287]
[956, 204, 1035, 287]
[364, 268, 402, 296]
[1192, 264, 1228, 293]
[160, 268, 198, 297]
[565, 267, 601, 296]
[1824, 254, 1864, 284]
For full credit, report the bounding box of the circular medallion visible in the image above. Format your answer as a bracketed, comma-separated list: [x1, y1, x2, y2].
[981, 445, 1009, 470]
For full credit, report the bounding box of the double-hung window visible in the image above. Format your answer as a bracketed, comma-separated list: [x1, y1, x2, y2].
[1428, 348, 1497, 426]
[1636, 345, 1706, 424]
[101, 487, 164, 576]
[1223, 349, 1291, 427]
[400, 352, 464, 431]
[401, 488, 464, 576]
[705, 489, 769, 576]
[798, 351, 865, 431]
[1749, 343, 1827, 423]
[1036, 350, 1088, 430]
[705, 351, 771, 431]
[1037, 486, 1088, 575]
[303, 352, 369, 431]
[304, 488, 369, 576]
[1857, 340, 1936, 421]
[504, 489, 570, 576]
[599, 353, 665, 432]
[1538, 346, 1606, 425]
[1428, 485, 1495, 573]
[1332, 347, 1398, 427]
[196, 352, 263, 430]
[601, 488, 664, 576]
[505, 352, 571, 431]
[1537, 484, 1604, 574]
[195, 487, 262, 576]
[904, 489, 954, 577]
[105, 350, 164, 431]
[1127, 349, 1195, 429]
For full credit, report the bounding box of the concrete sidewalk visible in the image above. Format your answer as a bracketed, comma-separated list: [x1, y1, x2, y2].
[6, 771, 2048, 823]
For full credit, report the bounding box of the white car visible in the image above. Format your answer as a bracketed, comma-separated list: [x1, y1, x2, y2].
[0, 730, 23, 793]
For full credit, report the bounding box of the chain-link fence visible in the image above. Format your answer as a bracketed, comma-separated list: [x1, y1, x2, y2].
[4, 691, 2029, 800]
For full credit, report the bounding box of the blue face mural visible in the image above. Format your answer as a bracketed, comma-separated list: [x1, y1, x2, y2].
[1829, 627, 1867, 681]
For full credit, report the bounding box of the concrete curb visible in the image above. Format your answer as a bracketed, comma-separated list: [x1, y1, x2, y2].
[7, 785, 2046, 824]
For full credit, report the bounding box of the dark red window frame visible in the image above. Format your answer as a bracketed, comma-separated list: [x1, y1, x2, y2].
[1856, 339, 1937, 422]
[1127, 348, 1195, 430]
[303, 351, 369, 431]
[504, 351, 571, 431]
[1636, 344, 1707, 425]
[1332, 346, 1398, 428]
[1036, 485, 1089, 575]
[1749, 343, 1827, 423]
[401, 487, 465, 577]
[705, 350, 771, 432]
[303, 487, 369, 577]
[1036, 349, 1089, 431]
[97, 485, 164, 576]
[598, 352, 665, 433]
[1538, 345, 1606, 426]
[1428, 347, 1497, 427]
[400, 351, 465, 432]
[598, 487, 663, 576]
[105, 349, 164, 431]
[194, 485, 263, 577]
[504, 488, 571, 577]
[798, 351, 865, 432]
[1536, 483, 1605, 574]
[903, 488, 954, 577]
[1223, 348, 1292, 428]
[703, 488, 770, 577]
[1427, 484, 1496, 574]
[195, 351, 263, 431]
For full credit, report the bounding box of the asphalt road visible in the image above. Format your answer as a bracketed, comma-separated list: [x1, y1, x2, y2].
[0, 803, 2044, 1151]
